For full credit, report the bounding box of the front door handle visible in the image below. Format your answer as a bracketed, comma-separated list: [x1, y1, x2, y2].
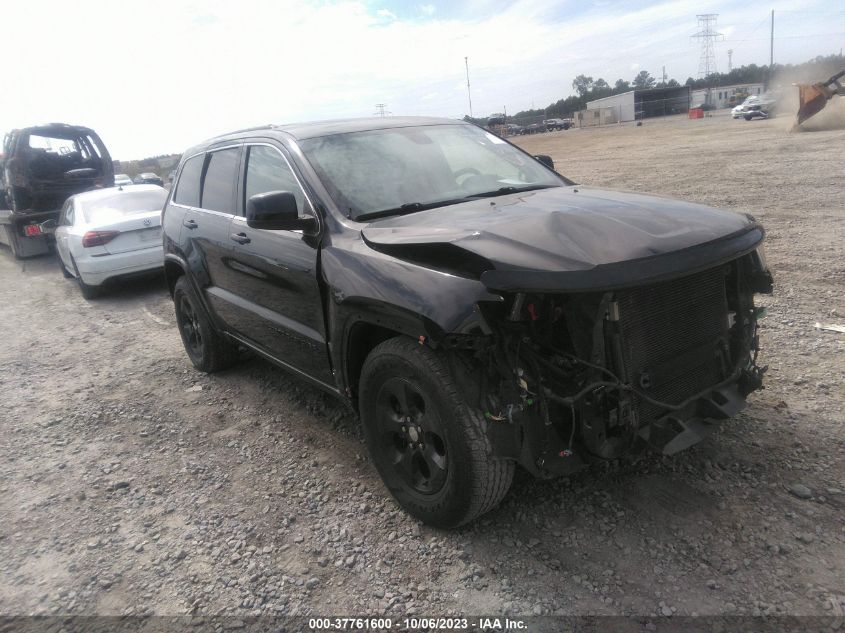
[183, 219, 198, 229]
[230, 232, 251, 245]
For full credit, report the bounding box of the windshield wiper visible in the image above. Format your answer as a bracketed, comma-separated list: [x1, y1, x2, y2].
[355, 185, 557, 221]
[467, 184, 556, 199]
[355, 198, 467, 222]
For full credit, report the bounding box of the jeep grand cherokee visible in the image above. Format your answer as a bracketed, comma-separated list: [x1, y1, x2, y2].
[162, 117, 772, 528]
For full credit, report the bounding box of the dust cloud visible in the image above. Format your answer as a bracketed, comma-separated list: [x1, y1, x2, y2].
[772, 64, 845, 132]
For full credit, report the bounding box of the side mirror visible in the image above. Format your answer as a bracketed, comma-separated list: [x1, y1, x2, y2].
[246, 191, 317, 232]
[534, 154, 555, 170]
[40, 218, 57, 234]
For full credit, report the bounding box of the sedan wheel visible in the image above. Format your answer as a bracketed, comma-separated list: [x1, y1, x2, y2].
[69, 256, 101, 299]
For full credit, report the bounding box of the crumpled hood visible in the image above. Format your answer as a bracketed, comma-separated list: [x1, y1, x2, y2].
[361, 186, 756, 275]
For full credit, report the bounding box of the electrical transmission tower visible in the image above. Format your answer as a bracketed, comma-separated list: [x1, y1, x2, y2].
[373, 103, 391, 117]
[692, 14, 723, 79]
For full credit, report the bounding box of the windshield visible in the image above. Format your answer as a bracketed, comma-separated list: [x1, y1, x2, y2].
[81, 188, 167, 223]
[299, 124, 569, 220]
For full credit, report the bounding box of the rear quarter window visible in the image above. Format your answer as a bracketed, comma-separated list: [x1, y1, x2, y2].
[201, 148, 241, 214]
[173, 155, 203, 207]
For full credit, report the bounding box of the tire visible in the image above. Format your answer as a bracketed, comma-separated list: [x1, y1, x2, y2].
[4, 225, 21, 259]
[78, 280, 102, 300]
[173, 275, 238, 373]
[59, 256, 73, 278]
[359, 337, 514, 528]
[69, 255, 102, 299]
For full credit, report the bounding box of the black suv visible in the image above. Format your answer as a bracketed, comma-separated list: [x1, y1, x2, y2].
[162, 117, 772, 528]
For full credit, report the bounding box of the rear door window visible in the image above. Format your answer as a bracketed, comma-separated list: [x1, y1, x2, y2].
[201, 148, 241, 214]
[173, 155, 203, 207]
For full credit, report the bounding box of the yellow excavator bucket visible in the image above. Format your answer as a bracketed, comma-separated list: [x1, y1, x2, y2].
[796, 69, 845, 126]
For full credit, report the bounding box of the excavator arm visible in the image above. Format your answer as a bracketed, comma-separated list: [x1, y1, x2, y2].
[796, 69, 845, 125]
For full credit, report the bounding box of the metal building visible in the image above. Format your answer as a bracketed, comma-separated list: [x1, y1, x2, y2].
[690, 83, 765, 109]
[583, 87, 691, 125]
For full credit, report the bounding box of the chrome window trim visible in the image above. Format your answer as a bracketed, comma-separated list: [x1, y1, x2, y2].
[172, 144, 243, 213]
[169, 141, 319, 229]
[192, 207, 236, 220]
[170, 201, 236, 219]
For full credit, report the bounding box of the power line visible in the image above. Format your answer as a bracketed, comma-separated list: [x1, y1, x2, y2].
[373, 103, 391, 117]
[723, 32, 845, 42]
[726, 16, 769, 54]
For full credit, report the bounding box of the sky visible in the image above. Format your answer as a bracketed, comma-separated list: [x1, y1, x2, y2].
[2, 0, 843, 159]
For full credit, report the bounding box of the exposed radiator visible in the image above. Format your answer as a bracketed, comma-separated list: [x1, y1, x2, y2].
[615, 266, 731, 424]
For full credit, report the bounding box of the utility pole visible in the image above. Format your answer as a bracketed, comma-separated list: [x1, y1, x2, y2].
[765, 10, 774, 90]
[728, 49, 733, 72]
[692, 14, 723, 107]
[662, 65, 667, 85]
[770, 10, 774, 68]
[464, 57, 473, 118]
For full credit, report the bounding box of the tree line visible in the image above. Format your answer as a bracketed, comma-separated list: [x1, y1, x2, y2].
[468, 53, 844, 123]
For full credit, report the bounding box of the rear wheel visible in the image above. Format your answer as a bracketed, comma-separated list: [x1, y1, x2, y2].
[69, 255, 102, 299]
[359, 337, 514, 528]
[173, 276, 238, 372]
[3, 226, 21, 259]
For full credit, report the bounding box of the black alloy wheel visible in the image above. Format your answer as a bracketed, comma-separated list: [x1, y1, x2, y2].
[173, 276, 238, 373]
[178, 292, 204, 359]
[360, 337, 514, 528]
[373, 377, 448, 495]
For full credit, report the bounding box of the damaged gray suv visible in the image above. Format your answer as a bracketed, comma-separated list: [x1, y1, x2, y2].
[162, 117, 773, 528]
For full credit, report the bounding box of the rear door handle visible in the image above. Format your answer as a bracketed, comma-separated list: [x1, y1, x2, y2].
[230, 232, 251, 245]
[183, 219, 198, 229]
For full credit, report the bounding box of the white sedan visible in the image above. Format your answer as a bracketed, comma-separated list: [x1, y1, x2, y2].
[50, 185, 168, 298]
[114, 173, 133, 187]
[732, 96, 759, 118]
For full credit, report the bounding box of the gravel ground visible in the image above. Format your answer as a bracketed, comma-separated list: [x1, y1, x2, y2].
[1, 111, 843, 627]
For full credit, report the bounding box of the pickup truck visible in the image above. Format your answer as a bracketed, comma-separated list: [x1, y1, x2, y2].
[1, 123, 114, 258]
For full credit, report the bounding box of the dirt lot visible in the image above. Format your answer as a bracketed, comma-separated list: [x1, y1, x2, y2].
[1, 111, 843, 628]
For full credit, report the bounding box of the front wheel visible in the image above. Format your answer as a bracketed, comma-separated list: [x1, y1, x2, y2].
[173, 276, 238, 373]
[359, 337, 514, 528]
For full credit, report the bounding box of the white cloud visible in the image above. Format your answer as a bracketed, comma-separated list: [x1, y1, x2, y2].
[420, 4, 436, 15]
[0, 0, 839, 157]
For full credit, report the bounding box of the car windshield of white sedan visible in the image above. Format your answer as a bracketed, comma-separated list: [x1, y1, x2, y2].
[81, 190, 168, 224]
[300, 124, 569, 221]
